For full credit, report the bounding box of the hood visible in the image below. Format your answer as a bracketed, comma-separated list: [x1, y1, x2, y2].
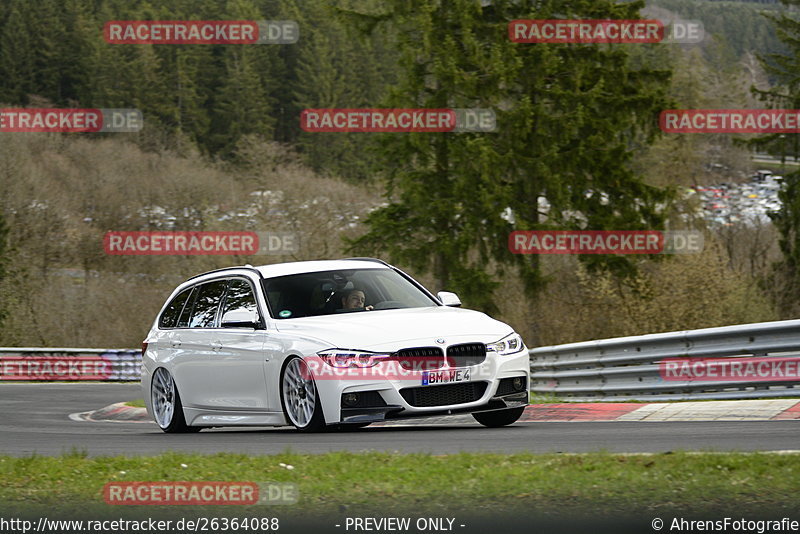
[273, 306, 513, 350]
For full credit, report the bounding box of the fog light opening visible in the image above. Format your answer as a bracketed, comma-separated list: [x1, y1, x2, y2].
[342, 393, 359, 407]
[512, 376, 526, 392]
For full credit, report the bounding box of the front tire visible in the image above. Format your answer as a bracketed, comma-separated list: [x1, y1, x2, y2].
[472, 407, 525, 428]
[150, 367, 200, 433]
[280, 357, 327, 432]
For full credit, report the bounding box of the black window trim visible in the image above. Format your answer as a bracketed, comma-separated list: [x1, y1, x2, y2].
[159, 263, 437, 328]
[260, 266, 439, 320]
[186, 278, 229, 330]
[159, 274, 267, 331]
[158, 286, 193, 330]
[177, 285, 200, 328]
[218, 276, 266, 330]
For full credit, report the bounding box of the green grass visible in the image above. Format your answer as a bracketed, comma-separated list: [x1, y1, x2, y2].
[124, 399, 145, 408]
[528, 392, 647, 403]
[1, 451, 799, 518]
[529, 392, 564, 403]
[751, 159, 800, 172]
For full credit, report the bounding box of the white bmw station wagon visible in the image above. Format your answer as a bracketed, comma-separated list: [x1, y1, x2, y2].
[142, 258, 529, 432]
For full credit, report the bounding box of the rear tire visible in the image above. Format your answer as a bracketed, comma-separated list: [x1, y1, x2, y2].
[472, 407, 525, 428]
[151, 367, 200, 433]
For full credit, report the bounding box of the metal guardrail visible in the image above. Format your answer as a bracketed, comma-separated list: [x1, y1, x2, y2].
[0, 348, 141, 381]
[7, 319, 800, 403]
[529, 319, 800, 401]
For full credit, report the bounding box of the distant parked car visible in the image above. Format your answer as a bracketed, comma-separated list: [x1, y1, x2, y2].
[142, 258, 530, 433]
[755, 170, 773, 182]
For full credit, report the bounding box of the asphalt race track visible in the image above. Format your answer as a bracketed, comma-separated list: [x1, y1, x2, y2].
[2, 383, 800, 456]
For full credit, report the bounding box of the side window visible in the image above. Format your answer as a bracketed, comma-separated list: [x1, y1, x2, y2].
[159, 288, 192, 329]
[188, 280, 227, 328]
[176, 286, 198, 328]
[221, 278, 258, 319]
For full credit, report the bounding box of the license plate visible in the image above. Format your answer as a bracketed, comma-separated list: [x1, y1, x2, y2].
[421, 369, 471, 386]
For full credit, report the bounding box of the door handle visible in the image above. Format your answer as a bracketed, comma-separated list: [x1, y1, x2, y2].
[210, 341, 223, 352]
[171, 340, 182, 348]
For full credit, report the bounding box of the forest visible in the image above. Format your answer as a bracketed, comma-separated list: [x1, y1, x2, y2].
[1, 0, 799, 348]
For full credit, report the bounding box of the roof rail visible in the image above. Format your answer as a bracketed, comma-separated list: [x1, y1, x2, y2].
[184, 265, 264, 283]
[342, 257, 390, 266]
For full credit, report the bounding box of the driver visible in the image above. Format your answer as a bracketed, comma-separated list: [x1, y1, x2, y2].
[341, 288, 374, 311]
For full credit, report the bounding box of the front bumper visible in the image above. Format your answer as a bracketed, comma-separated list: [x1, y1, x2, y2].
[340, 389, 528, 423]
[315, 348, 531, 425]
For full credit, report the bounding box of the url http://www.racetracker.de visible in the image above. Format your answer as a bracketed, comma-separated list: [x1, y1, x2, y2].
[0, 517, 281, 533]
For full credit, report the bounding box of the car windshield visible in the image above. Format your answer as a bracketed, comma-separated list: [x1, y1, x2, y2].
[262, 268, 438, 319]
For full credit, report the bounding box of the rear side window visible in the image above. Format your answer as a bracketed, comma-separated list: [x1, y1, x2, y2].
[188, 280, 227, 328]
[159, 288, 192, 329]
[177, 287, 198, 328]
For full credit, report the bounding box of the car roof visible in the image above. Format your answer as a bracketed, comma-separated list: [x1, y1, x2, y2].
[182, 258, 391, 285]
[254, 259, 389, 278]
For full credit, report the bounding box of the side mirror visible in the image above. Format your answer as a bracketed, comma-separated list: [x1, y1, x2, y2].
[437, 291, 462, 307]
[220, 308, 260, 329]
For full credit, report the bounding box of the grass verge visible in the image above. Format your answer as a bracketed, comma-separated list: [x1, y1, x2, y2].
[1, 451, 798, 518]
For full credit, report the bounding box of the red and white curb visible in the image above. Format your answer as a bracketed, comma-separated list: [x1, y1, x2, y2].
[71, 399, 800, 425]
[376, 399, 800, 426]
[69, 402, 150, 423]
[614, 399, 800, 422]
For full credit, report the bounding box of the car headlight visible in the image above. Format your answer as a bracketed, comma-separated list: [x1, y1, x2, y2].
[486, 333, 525, 356]
[317, 349, 391, 368]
